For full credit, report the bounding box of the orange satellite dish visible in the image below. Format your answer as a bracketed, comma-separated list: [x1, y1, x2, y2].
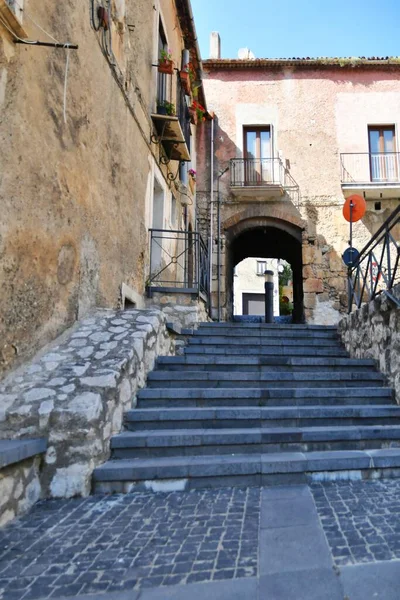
[343, 195, 366, 223]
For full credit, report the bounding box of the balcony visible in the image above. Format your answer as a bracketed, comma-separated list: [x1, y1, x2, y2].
[341, 153, 400, 199]
[151, 70, 191, 163]
[230, 158, 298, 200]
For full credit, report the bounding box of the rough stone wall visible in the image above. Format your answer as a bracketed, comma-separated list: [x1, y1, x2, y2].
[0, 0, 198, 378]
[196, 64, 400, 324]
[0, 308, 175, 498]
[338, 285, 400, 403]
[147, 292, 210, 329]
[0, 456, 42, 527]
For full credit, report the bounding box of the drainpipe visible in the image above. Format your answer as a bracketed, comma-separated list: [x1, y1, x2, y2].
[217, 166, 229, 322]
[209, 116, 215, 315]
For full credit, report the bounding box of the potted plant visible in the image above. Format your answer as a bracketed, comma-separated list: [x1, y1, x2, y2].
[158, 48, 174, 74]
[157, 100, 175, 116]
[180, 62, 194, 95]
[190, 100, 206, 123]
[188, 168, 196, 193]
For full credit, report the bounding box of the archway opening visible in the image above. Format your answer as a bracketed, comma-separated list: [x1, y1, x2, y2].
[227, 225, 304, 323]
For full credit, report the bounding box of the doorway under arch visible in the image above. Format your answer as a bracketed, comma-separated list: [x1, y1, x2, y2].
[225, 218, 304, 323]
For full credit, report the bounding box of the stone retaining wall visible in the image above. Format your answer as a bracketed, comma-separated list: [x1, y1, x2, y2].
[338, 285, 400, 403]
[146, 292, 210, 329]
[0, 456, 42, 527]
[0, 309, 176, 499]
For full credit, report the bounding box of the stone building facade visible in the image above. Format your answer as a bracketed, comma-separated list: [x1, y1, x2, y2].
[196, 36, 400, 323]
[0, 0, 205, 378]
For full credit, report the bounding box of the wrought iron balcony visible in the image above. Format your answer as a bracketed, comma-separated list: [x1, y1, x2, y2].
[147, 228, 209, 302]
[341, 153, 400, 199]
[230, 158, 299, 201]
[151, 72, 191, 162]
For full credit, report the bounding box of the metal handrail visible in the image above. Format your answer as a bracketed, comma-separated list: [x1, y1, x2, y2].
[348, 205, 400, 312]
[147, 228, 209, 300]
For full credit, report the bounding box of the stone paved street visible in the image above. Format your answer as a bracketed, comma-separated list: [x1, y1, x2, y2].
[0, 488, 260, 600]
[3, 482, 400, 599]
[312, 479, 400, 566]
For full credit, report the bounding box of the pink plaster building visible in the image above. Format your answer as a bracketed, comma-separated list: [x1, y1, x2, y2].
[196, 34, 400, 323]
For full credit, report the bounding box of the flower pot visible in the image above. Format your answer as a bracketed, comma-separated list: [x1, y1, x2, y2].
[157, 105, 168, 115]
[180, 71, 191, 95]
[158, 59, 174, 75]
[189, 176, 196, 194]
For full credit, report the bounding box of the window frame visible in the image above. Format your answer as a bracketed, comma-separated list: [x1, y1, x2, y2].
[256, 260, 267, 276]
[368, 125, 397, 181]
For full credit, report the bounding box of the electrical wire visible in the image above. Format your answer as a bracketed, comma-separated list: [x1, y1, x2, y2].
[12, 0, 60, 44]
[0, 13, 38, 43]
[0, 6, 72, 125]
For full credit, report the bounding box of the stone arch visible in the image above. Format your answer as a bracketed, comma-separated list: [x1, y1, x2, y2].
[222, 212, 305, 323]
[222, 204, 307, 235]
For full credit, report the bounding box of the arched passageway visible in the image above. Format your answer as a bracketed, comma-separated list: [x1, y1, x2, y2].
[225, 219, 304, 323]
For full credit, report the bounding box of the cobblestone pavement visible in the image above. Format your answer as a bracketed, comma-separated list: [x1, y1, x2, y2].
[0, 488, 260, 600]
[311, 480, 400, 567]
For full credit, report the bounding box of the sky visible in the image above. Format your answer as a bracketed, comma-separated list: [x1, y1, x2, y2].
[190, 0, 400, 60]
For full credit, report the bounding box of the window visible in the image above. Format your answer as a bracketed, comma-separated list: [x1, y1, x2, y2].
[4, 0, 24, 22]
[157, 20, 168, 105]
[368, 125, 397, 181]
[256, 260, 266, 276]
[243, 127, 273, 184]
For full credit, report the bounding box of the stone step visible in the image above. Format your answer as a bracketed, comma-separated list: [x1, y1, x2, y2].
[92, 448, 400, 493]
[184, 346, 349, 357]
[156, 356, 376, 372]
[147, 370, 385, 388]
[193, 328, 339, 339]
[187, 337, 342, 347]
[0, 439, 47, 469]
[198, 323, 337, 330]
[136, 387, 393, 407]
[125, 405, 400, 431]
[110, 425, 400, 458]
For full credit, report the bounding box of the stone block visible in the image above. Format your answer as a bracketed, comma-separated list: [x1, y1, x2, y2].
[304, 293, 316, 309]
[328, 251, 344, 272]
[302, 265, 315, 279]
[304, 278, 324, 294]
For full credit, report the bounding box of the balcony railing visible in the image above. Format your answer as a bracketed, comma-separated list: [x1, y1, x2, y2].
[230, 157, 300, 203]
[147, 228, 209, 302]
[230, 158, 287, 187]
[341, 152, 400, 184]
[151, 71, 191, 162]
[348, 204, 400, 312]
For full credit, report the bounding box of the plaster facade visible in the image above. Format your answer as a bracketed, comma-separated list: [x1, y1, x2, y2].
[0, 0, 203, 378]
[196, 54, 400, 323]
[233, 258, 279, 316]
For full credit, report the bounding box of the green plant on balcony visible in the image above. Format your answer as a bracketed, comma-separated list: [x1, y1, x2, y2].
[158, 48, 174, 74]
[190, 100, 206, 124]
[157, 100, 176, 116]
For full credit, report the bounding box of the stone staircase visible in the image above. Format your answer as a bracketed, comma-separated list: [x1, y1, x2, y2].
[93, 323, 400, 492]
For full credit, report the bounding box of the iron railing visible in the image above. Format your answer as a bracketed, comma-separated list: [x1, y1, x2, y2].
[341, 152, 400, 184]
[348, 204, 400, 312]
[156, 69, 190, 152]
[147, 228, 209, 300]
[230, 157, 288, 187]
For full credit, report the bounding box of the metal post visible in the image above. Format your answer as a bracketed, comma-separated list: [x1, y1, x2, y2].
[216, 166, 229, 322]
[264, 270, 274, 324]
[217, 176, 221, 322]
